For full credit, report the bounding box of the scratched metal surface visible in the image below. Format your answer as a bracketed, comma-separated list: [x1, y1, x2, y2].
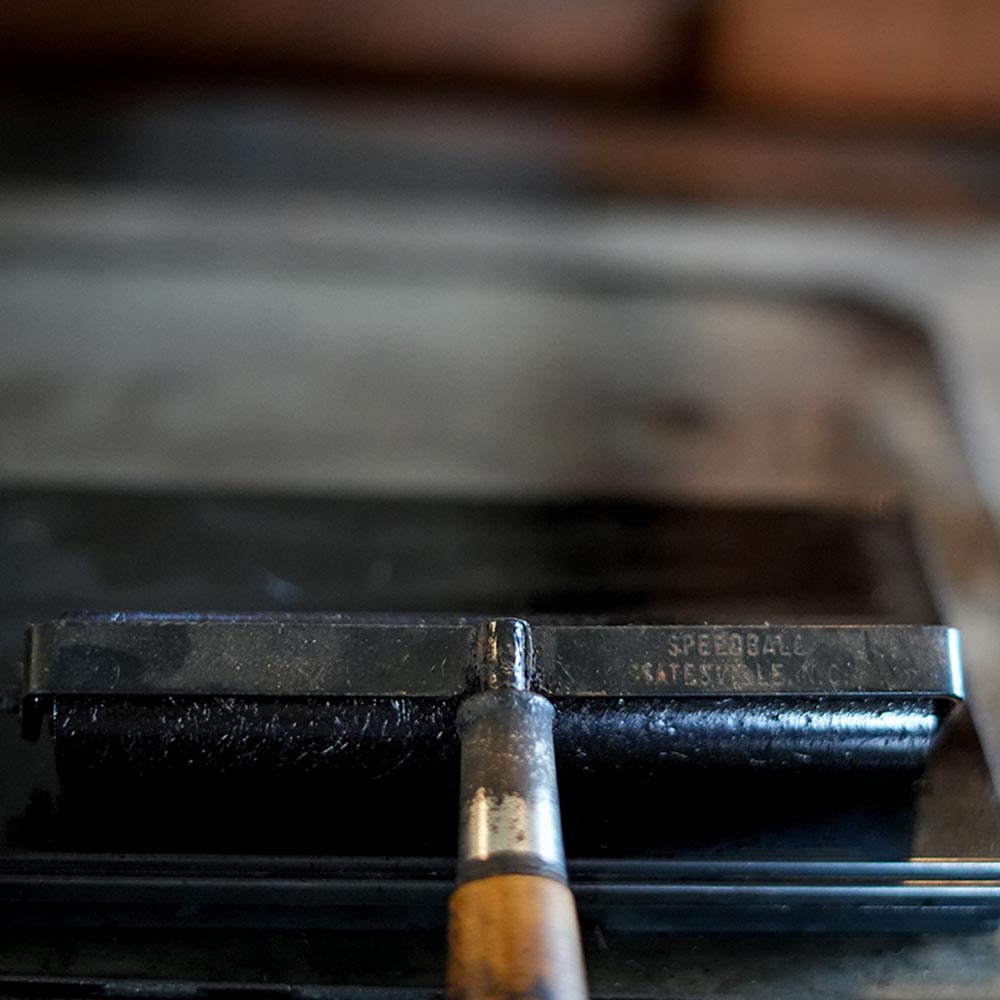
[23, 619, 963, 698]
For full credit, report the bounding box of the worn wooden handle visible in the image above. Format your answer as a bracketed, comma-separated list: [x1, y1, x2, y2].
[447, 873, 588, 1000]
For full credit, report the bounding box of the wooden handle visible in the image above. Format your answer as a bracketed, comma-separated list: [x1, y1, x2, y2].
[447, 873, 588, 1000]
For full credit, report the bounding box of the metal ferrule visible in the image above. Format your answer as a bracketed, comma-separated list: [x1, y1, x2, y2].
[456, 688, 567, 885]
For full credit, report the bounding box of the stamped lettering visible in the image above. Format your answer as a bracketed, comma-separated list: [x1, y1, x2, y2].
[630, 629, 809, 691]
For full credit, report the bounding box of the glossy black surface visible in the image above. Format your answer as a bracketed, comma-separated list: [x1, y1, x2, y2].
[0, 488, 997, 952]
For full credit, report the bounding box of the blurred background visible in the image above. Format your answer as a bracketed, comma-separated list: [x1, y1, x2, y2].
[4, 2, 1000, 997]
[2, 0, 1000, 495]
[5, 0, 1000, 211]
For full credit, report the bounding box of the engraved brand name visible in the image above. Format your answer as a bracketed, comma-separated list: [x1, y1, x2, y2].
[663, 630, 808, 659]
[629, 630, 811, 690]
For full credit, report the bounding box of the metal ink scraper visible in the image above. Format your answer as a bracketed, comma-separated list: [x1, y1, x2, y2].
[21, 614, 964, 998]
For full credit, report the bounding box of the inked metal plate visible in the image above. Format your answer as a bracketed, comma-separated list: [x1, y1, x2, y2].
[24, 616, 964, 701]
